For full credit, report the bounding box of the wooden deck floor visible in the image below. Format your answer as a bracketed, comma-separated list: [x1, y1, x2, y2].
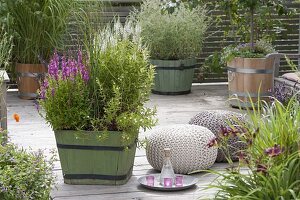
[7, 84, 237, 200]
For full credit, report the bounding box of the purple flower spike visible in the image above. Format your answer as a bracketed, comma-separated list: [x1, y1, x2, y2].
[265, 144, 283, 157]
[48, 52, 59, 80]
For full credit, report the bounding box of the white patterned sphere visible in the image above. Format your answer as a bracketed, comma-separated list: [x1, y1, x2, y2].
[189, 110, 246, 162]
[146, 124, 217, 174]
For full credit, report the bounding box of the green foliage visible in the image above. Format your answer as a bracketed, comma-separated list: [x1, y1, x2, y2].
[207, 97, 300, 199]
[210, 153, 300, 200]
[222, 39, 276, 62]
[39, 72, 91, 131]
[88, 19, 156, 144]
[213, 0, 293, 44]
[131, 0, 210, 60]
[0, 27, 12, 69]
[0, 144, 55, 200]
[40, 19, 156, 144]
[0, 0, 75, 64]
[38, 51, 91, 131]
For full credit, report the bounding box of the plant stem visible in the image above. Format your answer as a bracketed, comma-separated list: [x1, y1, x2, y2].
[250, 8, 254, 51]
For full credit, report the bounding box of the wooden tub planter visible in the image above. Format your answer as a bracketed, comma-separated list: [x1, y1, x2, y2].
[150, 59, 197, 95]
[16, 63, 47, 100]
[54, 130, 137, 185]
[227, 57, 275, 108]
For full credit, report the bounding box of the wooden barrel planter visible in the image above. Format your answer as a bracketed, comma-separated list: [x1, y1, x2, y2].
[54, 130, 137, 185]
[150, 59, 197, 95]
[227, 57, 275, 108]
[16, 63, 47, 100]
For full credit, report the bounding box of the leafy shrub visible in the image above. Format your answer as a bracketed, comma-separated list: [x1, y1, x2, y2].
[88, 19, 156, 144]
[222, 39, 276, 62]
[207, 98, 300, 199]
[39, 19, 156, 144]
[131, 0, 210, 60]
[39, 51, 91, 130]
[0, 144, 55, 200]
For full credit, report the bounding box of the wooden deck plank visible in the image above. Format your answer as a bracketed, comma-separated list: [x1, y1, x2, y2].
[6, 84, 237, 200]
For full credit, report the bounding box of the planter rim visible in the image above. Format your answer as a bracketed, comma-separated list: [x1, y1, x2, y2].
[150, 58, 196, 62]
[16, 63, 43, 66]
[54, 130, 124, 134]
[230, 56, 271, 60]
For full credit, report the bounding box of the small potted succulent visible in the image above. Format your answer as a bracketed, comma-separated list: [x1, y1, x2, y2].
[132, 0, 210, 95]
[38, 19, 156, 185]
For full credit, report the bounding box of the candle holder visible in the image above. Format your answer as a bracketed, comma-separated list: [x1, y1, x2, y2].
[175, 175, 183, 187]
[163, 178, 173, 187]
[146, 175, 154, 186]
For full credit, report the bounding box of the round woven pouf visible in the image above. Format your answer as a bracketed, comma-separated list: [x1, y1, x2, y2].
[146, 124, 217, 174]
[189, 110, 246, 162]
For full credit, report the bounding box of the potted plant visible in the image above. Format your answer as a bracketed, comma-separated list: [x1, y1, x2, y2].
[38, 19, 156, 185]
[132, 0, 210, 95]
[214, 0, 292, 107]
[0, 27, 12, 143]
[1, 0, 75, 99]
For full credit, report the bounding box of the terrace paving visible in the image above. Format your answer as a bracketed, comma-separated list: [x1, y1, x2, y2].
[7, 83, 241, 200]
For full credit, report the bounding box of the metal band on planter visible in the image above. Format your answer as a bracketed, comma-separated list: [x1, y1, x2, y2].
[17, 72, 46, 79]
[63, 167, 133, 181]
[227, 66, 273, 74]
[56, 142, 136, 151]
[155, 63, 198, 70]
[18, 92, 39, 99]
[151, 90, 191, 95]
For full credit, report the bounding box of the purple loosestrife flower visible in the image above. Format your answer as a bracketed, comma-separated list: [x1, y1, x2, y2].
[81, 69, 89, 82]
[265, 144, 283, 157]
[61, 55, 69, 80]
[48, 52, 59, 80]
[43, 79, 49, 89]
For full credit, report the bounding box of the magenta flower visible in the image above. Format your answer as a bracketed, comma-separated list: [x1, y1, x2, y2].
[48, 52, 59, 80]
[220, 125, 230, 137]
[207, 137, 218, 148]
[264, 144, 283, 157]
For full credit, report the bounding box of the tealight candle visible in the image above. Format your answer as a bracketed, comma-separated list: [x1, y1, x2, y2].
[175, 175, 183, 187]
[146, 175, 154, 186]
[164, 178, 173, 187]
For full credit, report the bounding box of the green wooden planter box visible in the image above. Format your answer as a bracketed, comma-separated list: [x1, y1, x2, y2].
[54, 130, 137, 185]
[150, 59, 197, 95]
